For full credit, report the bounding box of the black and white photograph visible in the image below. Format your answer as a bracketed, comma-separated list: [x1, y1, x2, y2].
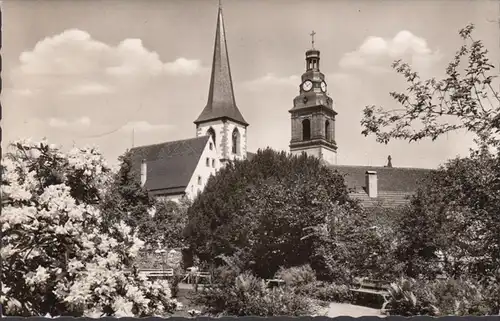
[1, 0, 500, 318]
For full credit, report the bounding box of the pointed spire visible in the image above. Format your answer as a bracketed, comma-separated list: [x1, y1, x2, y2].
[194, 1, 248, 126]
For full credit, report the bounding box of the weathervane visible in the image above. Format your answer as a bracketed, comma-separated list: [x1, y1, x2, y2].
[310, 30, 316, 49]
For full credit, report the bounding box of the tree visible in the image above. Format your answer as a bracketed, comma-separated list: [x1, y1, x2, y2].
[184, 148, 363, 279]
[142, 199, 190, 249]
[1, 140, 178, 317]
[395, 149, 500, 283]
[361, 24, 500, 148]
[100, 151, 153, 232]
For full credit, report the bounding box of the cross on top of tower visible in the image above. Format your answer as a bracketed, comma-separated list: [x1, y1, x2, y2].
[310, 30, 316, 49]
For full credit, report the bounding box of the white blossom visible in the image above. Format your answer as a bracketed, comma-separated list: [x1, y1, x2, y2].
[1, 140, 178, 317]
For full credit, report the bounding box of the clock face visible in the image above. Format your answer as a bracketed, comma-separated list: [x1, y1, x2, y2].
[320, 81, 327, 92]
[302, 80, 313, 92]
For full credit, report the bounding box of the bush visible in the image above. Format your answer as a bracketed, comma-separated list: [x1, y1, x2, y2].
[275, 265, 317, 288]
[386, 277, 495, 316]
[193, 271, 314, 316]
[386, 278, 438, 316]
[274, 265, 352, 304]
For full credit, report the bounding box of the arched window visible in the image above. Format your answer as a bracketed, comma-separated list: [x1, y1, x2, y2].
[207, 127, 216, 145]
[232, 128, 240, 155]
[302, 119, 311, 141]
[325, 120, 330, 141]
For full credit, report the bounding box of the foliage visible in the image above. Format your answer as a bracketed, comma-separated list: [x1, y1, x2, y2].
[101, 152, 188, 250]
[184, 148, 360, 279]
[386, 278, 439, 316]
[274, 265, 317, 288]
[361, 24, 500, 147]
[148, 199, 189, 249]
[386, 277, 495, 316]
[193, 270, 315, 316]
[0, 140, 178, 317]
[100, 151, 152, 232]
[394, 149, 500, 283]
[302, 202, 390, 284]
[290, 280, 353, 304]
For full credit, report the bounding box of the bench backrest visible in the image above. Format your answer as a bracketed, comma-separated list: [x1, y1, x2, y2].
[355, 279, 389, 290]
[140, 268, 174, 277]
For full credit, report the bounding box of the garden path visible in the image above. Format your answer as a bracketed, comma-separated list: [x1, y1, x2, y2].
[326, 303, 384, 318]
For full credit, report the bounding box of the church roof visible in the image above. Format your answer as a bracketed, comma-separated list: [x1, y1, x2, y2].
[129, 136, 210, 195]
[330, 165, 433, 208]
[194, 4, 248, 127]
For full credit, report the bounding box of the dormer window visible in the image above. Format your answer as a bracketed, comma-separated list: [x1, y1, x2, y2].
[209, 142, 213, 150]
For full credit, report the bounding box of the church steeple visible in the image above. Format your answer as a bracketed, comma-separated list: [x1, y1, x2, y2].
[289, 32, 338, 165]
[195, 1, 249, 164]
[194, 1, 248, 127]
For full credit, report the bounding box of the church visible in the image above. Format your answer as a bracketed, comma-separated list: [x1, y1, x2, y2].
[129, 2, 431, 208]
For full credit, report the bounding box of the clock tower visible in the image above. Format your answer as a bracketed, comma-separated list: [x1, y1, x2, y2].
[289, 32, 337, 165]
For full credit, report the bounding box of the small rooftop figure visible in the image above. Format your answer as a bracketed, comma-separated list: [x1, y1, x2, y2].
[386, 155, 393, 168]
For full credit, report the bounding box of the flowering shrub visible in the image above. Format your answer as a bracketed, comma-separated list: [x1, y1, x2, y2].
[1, 140, 178, 317]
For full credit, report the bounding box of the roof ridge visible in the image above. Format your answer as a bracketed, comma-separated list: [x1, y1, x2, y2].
[130, 136, 209, 151]
[330, 164, 434, 171]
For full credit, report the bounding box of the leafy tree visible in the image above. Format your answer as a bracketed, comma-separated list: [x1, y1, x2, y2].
[395, 149, 500, 283]
[142, 199, 190, 249]
[361, 24, 500, 148]
[184, 148, 363, 279]
[1, 140, 178, 317]
[100, 151, 153, 232]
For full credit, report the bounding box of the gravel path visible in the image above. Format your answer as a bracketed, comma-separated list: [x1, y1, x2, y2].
[326, 303, 384, 318]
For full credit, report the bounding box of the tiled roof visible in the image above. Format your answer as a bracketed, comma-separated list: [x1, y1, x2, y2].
[330, 165, 433, 208]
[246, 151, 257, 161]
[194, 5, 248, 126]
[129, 136, 210, 194]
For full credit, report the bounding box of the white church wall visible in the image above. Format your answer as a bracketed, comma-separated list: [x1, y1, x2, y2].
[196, 120, 247, 162]
[184, 135, 220, 200]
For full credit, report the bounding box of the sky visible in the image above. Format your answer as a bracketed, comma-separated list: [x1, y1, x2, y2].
[2, 0, 499, 169]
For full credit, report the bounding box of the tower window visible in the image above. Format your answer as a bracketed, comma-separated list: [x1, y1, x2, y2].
[302, 119, 311, 141]
[232, 128, 240, 155]
[198, 175, 202, 185]
[209, 142, 213, 150]
[325, 120, 331, 141]
[206, 157, 210, 167]
[212, 159, 215, 168]
[207, 127, 216, 146]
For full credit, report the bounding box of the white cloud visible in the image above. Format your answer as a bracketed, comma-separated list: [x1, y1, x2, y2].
[11, 88, 36, 96]
[123, 121, 173, 132]
[244, 73, 300, 91]
[164, 58, 205, 76]
[61, 83, 115, 95]
[48, 116, 91, 128]
[339, 30, 442, 73]
[12, 29, 205, 96]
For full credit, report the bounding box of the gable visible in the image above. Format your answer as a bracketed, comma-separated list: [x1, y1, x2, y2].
[129, 136, 210, 194]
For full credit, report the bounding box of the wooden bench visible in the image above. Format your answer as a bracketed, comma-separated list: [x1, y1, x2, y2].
[265, 278, 285, 288]
[182, 271, 212, 285]
[350, 279, 390, 311]
[139, 268, 174, 279]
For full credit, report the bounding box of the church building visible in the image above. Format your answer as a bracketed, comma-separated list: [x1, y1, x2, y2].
[129, 2, 431, 208]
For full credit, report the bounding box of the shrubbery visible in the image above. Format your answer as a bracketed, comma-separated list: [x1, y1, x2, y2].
[0, 140, 178, 317]
[193, 269, 315, 316]
[386, 277, 497, 316]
